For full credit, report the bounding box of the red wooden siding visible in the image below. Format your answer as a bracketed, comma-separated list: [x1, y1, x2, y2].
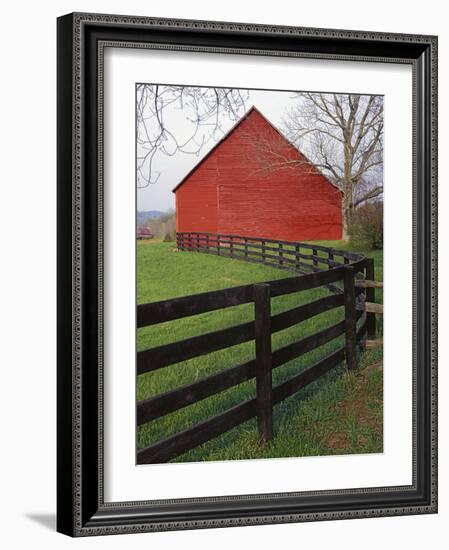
[173, 107, 342, 241]
[175, 161, 218, 234]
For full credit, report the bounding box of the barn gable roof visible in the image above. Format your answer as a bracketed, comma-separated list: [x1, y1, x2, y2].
[171, 105, 341, 194]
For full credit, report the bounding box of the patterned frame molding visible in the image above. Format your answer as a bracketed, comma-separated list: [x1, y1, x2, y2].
[57, 12, 437, 536]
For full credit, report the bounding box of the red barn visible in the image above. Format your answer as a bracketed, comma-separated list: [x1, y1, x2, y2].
[173, 107, 342, 241]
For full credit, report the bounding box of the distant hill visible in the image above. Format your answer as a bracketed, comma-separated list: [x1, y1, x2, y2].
[137, 210, 164, 226]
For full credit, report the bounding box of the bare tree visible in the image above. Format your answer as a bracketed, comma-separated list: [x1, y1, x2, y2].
[280, 93, 384, 238]
[136, 85, 249, 188]
[146, 209, 176, 241]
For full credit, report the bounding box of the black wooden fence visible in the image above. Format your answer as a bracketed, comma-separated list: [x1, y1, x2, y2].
[176, 231, 376, 334]
[176, 231, 365, 271]
[137, 257, 370, 464]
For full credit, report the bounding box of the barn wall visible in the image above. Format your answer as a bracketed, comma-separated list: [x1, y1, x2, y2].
[176, 109, 342, 241]
[175, 158, 218, 234]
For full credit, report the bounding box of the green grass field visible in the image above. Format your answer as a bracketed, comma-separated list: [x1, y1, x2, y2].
[136, 240, 383, 462]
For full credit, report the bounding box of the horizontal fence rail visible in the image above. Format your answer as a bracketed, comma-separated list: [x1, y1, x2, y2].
[177, 232, 363, 259]
[137, 318, 348, 426]
[176, 231, 365, 265]
[137, 347, 345, 465]
[176, 232, 368, 295]
[176, 231, 373, 331]
[136, 248, 375, 463]
[137, 320, 255, 375]
[136, 298, 356, 425]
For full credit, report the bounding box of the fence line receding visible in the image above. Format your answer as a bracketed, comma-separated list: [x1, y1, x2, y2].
[136, 232, 380, 464]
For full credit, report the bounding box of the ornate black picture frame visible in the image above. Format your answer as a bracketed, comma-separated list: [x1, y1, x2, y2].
[57, 12, 437, 536]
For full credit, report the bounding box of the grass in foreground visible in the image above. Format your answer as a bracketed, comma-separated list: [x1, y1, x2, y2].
[136, 240, 383, 462]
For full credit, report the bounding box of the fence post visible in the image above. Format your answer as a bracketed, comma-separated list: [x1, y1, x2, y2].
[295, 245, 300, 272]
[328, 251, 334, 270]
[244, 238, 248, 258]
[365, 258, 377, 338]
[217, 234, 221, 255]
[254, 283, 273, 442]
[230, 235, 234, 257]
[262, 240, 266, 262]
[279, 243, 283, 266]
[206, 234, 209, 253]
[343, 266, 357, 371]
[196, 233, 200, 251]
[313, 248, 318, 269]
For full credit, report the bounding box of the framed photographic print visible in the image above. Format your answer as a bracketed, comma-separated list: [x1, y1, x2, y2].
[57, 12, 438, 536]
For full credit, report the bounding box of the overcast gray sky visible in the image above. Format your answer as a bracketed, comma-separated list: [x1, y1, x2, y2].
[136, 88, 296, 212]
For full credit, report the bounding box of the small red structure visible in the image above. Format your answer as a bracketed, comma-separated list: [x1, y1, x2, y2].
[173, 107, 342, 241]
[136, 226, 154, 240]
